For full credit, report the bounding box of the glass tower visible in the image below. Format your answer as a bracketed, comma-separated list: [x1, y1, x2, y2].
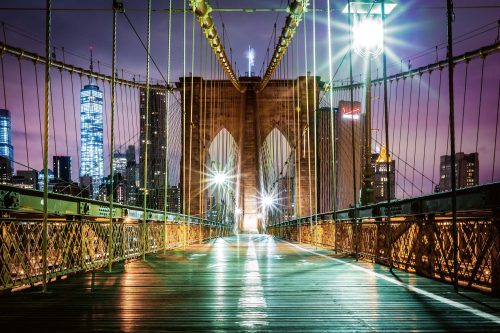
[0, 109, 14, 172]
[80, 82, 104, 199]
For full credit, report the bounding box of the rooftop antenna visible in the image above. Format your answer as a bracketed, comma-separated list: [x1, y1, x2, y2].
[89, 46, 94, 72]
[247, 45, 255, 77]
[89, 46, 94, 84]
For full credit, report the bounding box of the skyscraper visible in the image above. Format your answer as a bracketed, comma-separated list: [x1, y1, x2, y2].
[80, 79, 104, 199]
[53, 156, 72, 182]
[13, 170, 38, 189]
[336, 100, 363, 210]
[317, 107, 335, 213]
[139, 86, 168, 209]
[125, 145, 138, 205]
[112, 151, 127, 177]
[437, 152, 479, 192]
[0, 109, 14, 172]
[0, 157, 13, 184]
[371, 145, 396, 202]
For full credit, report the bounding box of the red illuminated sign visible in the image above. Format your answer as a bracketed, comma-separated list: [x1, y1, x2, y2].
[339, 100, 361, 116]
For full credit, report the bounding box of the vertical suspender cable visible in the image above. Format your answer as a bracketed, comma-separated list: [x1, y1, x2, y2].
[432, 69, 443, 184]
[312, 0, 319, 246]
[326, 0, 337, 251]
[108, 0, 119, 272]
[42, 0, 52, 293]
[69, 71, 80, 171]
[381, 0, 393, 271]
[163, 0, 172, 253]
[18, 58, 30, 168]
[475, 57, 485, 154]
[347, 0, 359, 260]
[187, 13, 196, 244]
[411, 74, 422, 195]
[1, 22, 7, 108]
[492, 81, 500, 182]
[59, 49, 69, 156]
[421, 71, 432, 190]
[182, 0, 187, 223]
[34, 61, 44, 158]
[142, 0, 151, 260]
[446, 0, 459, 293]
[459, 61, 469, 152]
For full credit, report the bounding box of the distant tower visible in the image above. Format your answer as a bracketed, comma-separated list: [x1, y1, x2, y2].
[53, 156, 72, 182]
[437, 152, 479, 192]
[0, 109, 14, 172]
[80, 49, 104, 199]
[139, 86, 167, 209]
[371, 145, 396, 202]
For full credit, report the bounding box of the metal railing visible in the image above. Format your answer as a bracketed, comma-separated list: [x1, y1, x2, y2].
[0, 184, 229, 291]
[267, 182, 500, 295]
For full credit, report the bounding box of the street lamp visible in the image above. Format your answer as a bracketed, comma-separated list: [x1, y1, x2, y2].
[343, 0, 397, 206]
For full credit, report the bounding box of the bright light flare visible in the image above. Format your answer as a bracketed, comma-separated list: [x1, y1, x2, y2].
[352, 16, 383, 58]
[235, 207, 242, 215]
[261, 193, 275, 208]
[213, 172, 228, 185]
[246, 45, 255, 75]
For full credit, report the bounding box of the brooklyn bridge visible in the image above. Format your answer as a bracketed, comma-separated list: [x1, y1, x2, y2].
[0, 0, 499, 331]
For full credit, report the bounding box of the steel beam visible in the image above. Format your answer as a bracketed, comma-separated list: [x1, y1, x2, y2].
[0, 42, 169, 91]
[258, 0, 309, 91]
[189, 0, 242, 92]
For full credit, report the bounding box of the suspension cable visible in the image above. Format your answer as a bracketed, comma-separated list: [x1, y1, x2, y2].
[142, 0, 151, 259]
[18, 57, 30, 168]
[475, 56, 486, 154]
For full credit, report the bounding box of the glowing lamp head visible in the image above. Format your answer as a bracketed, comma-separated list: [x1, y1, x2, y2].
[213, 172, 227, 185]
[262, 194, 274, 207]
[352, 16, 383, 58]
[235, 207, 242, 215]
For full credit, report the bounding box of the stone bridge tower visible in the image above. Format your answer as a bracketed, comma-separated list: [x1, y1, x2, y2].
[179, 76, 319, 232]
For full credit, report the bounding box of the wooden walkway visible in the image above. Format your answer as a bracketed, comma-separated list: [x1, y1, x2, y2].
[1, 234, 499, 332]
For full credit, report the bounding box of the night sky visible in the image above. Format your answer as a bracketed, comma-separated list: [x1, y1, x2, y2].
[0, 0, 499, 197]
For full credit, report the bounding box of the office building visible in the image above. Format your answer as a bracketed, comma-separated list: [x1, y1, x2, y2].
[53, 156, 72, 182]
[126, 145, 138, 205]
[166, 185, 182, 213]
[38, 169, 55, 192]
[336, 100, 363, 210]
[0, 109, 13, 172]
[139, 86, 168, 209]
[371, 145, 396, 202]
[112, 151, 127, 177]
[317, 107, 335, 213]
[12, 170, 38, 190]
[437, 152, 479, 192]
[80, 76, 104, 199]
[0, 156, 12, 184]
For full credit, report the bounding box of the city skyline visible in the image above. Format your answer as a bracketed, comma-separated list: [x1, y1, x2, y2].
[0, 0, 498, 203]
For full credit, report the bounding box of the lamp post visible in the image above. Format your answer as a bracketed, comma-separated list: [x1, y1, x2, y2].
[261, 193, 275, 233]
[343, 1, 396, 206]
[212, 170, 227, 237]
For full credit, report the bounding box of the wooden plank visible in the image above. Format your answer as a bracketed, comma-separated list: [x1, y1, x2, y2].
[0, 234, 499, 332]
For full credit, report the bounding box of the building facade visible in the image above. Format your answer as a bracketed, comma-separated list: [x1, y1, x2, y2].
[317, 107, 335, 213]
[336, 100, 363, 210]
[126, 145, 138, 205]
[437, 152, 479, 192]
[371, 145, 396, 202]
[80, 81, 104, 199]
[139, 87, 168, 209]
[0, 109, 13, 172]
[53, 156, 72, 182]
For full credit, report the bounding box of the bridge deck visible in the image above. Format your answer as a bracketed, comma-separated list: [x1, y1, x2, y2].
[1, 235, 499, 332]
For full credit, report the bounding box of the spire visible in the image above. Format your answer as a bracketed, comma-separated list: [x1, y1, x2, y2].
[376, 145, 392, 163]
[89, 46, 94, 73]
